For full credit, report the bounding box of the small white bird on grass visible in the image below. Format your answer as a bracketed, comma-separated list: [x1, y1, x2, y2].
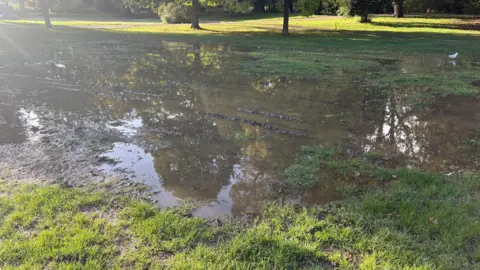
[449, 52, 459, 59]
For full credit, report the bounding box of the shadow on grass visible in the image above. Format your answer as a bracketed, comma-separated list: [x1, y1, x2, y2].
[370, 21, 480, 31]
[2, 22, 480, 55]
[200, 12, 284, 23]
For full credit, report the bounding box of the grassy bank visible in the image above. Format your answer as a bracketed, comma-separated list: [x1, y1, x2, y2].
[0, 162, 478, 269]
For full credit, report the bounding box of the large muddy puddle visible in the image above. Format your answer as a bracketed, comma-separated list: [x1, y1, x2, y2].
[1, 35, 480, 218]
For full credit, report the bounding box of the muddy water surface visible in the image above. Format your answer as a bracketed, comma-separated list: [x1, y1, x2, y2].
[1, 37, 480, 218]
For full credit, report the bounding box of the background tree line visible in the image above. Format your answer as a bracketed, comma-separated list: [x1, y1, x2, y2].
[3, 0, 479, 32]
[7, 0, 480, 18]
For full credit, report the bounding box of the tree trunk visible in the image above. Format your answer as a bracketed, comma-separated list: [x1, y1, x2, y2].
[360, 12, 369, 23]
[393, 1, 404, 18]
[40, 0, 52, 28]
[282, 0, 289, 36]
[191, 0, 201, 29]
[253, 0, 265, 12]
[18, 0, 25, 14]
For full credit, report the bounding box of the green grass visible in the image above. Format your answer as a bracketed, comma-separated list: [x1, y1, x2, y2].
[0, 182, 223, 269]
[0, 161, 479, 268]
[284, 146, 393, 188]
[465, 138, 480, 147]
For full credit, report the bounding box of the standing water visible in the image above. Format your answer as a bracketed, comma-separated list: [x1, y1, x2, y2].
[1, 32, 480, 218]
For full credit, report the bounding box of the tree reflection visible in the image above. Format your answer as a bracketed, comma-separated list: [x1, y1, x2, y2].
[17, 39, 480, 218]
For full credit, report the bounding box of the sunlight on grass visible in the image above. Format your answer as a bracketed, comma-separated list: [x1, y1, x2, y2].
[0, 163, 478, 268]
[6, 16, 480, 36]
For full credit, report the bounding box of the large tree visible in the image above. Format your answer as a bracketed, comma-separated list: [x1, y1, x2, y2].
[393, 0, 404, 17]
[18, 0, 25, 14]
[282, 0, 289, 35]
[191, 0, 201, 29]
[39, 0, 52, 28]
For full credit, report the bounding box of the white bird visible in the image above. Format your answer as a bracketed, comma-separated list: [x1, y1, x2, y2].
[449, 52, 458, 59]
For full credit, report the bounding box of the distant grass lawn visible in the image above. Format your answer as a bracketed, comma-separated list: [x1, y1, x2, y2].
[0, 162, 479, 269]
[7, 14, 480, 35]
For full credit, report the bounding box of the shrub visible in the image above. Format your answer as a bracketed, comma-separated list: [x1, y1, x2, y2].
[464, 0, 480, 14]
[296, 0, 319, 16]
[158, 1, 190, 24]
[332, 0, 349, 15]
[224, 0, 252, 15]
[348, 0, 382, 22]
[336, 4, 350, 16]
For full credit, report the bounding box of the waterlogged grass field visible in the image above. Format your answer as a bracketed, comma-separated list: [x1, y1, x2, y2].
[1, 14, 480, 269]
[4, 15, 480, 100]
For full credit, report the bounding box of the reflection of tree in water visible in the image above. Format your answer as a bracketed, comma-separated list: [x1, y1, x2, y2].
[29, 40, 480, 216]
[357, 88, 480, 171]
[79, 42, 241, 201]
[150, 109, 240, 200]
[36, 41, 231, 93]
[358, 89, 421, 157]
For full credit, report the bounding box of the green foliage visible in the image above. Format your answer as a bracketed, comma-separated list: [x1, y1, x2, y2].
[466, 138, 480, 147]
[336, 0, 351, 16]
[296, 0, 322, 15]
[296, 0, 393, 16]
[404, 0, 480, 14]
[158, 1, 191, 23]
[295, 0, 350, 16]
[348, 0, 381, 22]
[224, 0, 253, 14]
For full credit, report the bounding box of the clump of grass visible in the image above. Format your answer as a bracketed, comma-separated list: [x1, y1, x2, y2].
[364, 151, 384, 162]
[231, 131, 264, 142]
[466, 138, 480, 147]
[283, 146, 393, 188]
[336, 183, 358, 196]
